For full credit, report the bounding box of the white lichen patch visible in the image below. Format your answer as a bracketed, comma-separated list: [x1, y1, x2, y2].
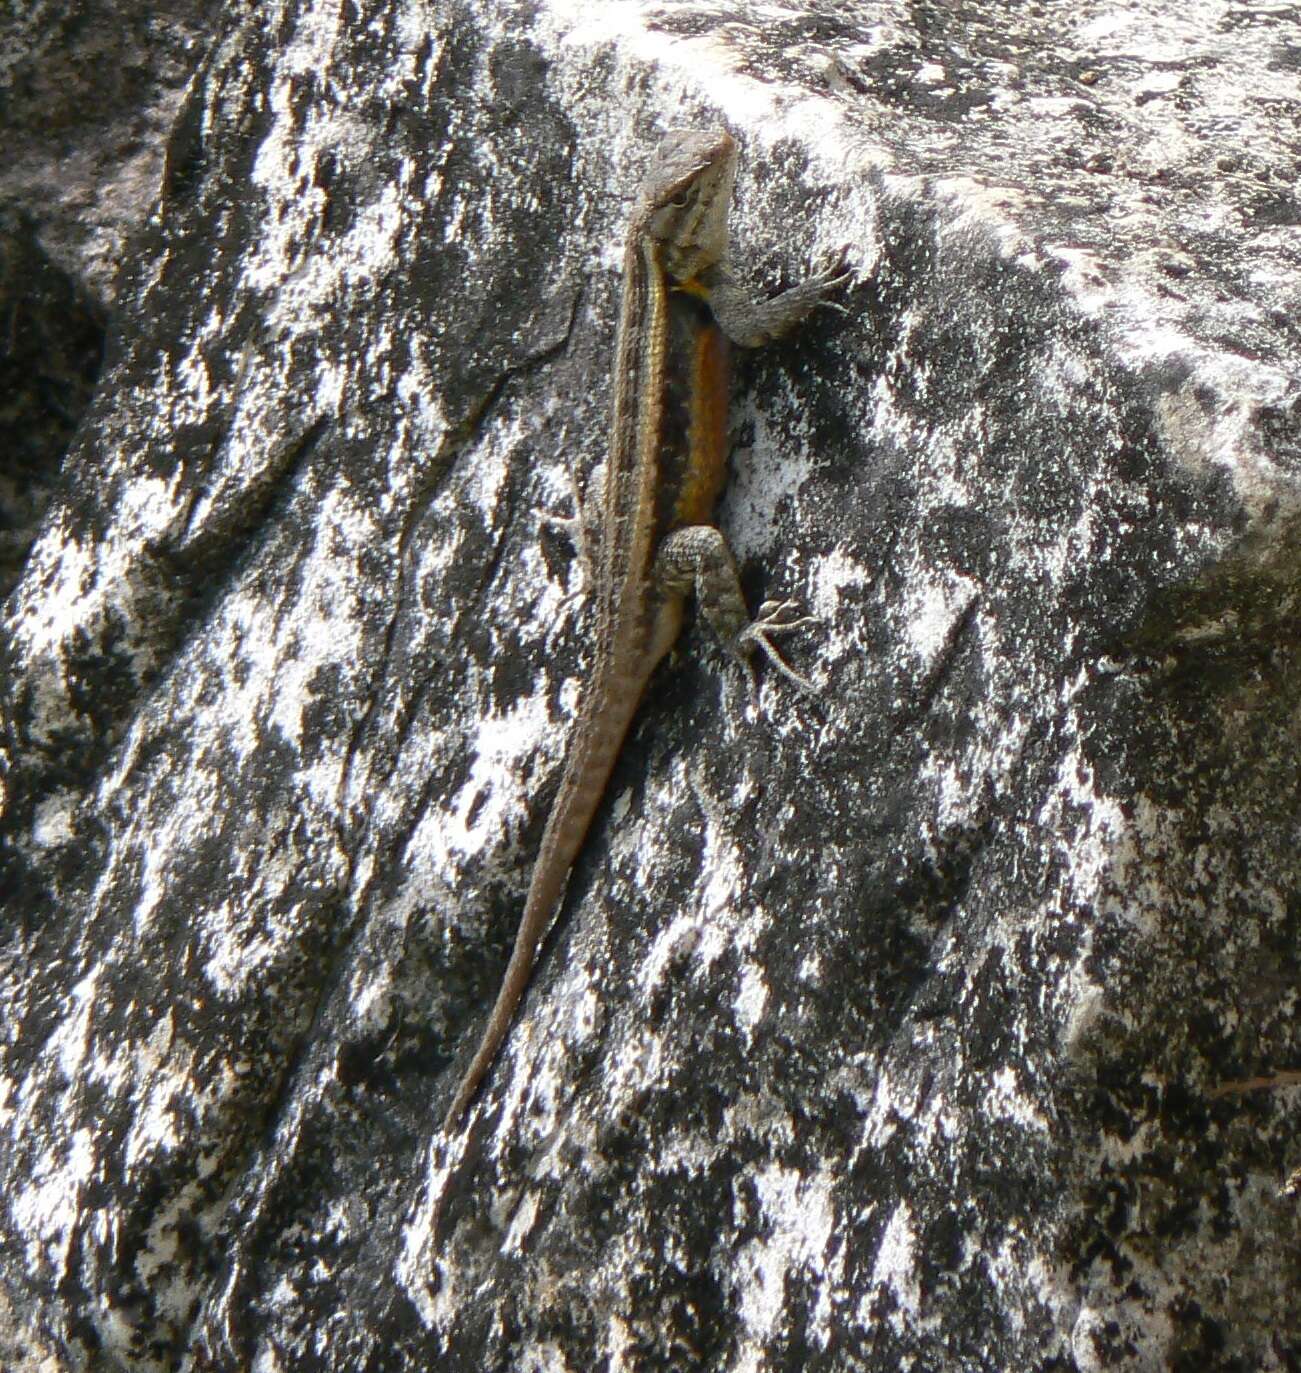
[203, 898, 297, 997]
[1037, 739, 1127, 894]
[808, 541, 872, 604]
[725, 405, 819, 552]
[733, 962, 769, 1039]
[9, 1125, 97, 1279]
[984, 1064, 1052, 1134]
[264, 489, 374, 752]
[407, 685, 566, 875]
[694, 832, 750, 971]
[1072, 1299, 1175, 1373]
[732, 1162, 839, 1368]
[868, 1201, 922, 1333]
[900, 568, 978, 667]
[585, 1015, 670, 1123]
[503, 1190, 542, 1256]
[393, 350, 451, 460]
[631, 770, 754, 992]
[427, 410, 523, 560]
[121, 1012, 183, 1169]
[31, 790, 77, 847]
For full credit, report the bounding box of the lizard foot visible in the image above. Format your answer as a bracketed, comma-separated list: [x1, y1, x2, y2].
[536, 468, 592, 609]
[738, 599, 818, 691]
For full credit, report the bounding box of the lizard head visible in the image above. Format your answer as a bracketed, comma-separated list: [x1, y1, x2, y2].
[635, 128, 738, 282]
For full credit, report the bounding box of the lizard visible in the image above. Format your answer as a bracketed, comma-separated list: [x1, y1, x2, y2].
[442, 127, 846, 1131]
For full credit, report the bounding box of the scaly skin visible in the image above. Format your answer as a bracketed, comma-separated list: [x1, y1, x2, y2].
[442, 129, 847, 1130]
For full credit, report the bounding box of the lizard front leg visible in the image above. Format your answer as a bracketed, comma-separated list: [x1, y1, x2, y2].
[704, 258, 849, 348]
[654, 525, 816, 689]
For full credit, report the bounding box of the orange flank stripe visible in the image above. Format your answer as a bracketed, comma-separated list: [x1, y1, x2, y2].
[676, 319, 730, 526]
[674, 277, 712, 300]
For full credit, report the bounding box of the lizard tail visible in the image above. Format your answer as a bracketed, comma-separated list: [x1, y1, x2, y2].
[442, 676, 644, 1130]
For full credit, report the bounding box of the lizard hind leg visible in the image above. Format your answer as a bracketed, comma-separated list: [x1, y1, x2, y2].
[536, 463, 605, 608]
[653, 525, 817, 690]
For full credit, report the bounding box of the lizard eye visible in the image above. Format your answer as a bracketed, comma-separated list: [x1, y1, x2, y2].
[668, 194, 690, 209]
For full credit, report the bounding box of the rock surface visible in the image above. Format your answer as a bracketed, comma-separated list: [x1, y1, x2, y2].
[0, 0, 212, 609]
[1, 1, 1299, 1370]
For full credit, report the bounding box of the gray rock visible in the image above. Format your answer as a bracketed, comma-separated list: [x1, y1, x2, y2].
[0, 0, 215, 625]
[1, 2, 1298, 1370]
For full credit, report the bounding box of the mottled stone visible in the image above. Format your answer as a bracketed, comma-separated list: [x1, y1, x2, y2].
[1, 2, 1298, 1370]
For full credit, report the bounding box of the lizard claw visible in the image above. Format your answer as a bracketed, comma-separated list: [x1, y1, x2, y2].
[738, 600, 818, 691]
[811, 250, 854, 314]
[753, 599, 817, 630]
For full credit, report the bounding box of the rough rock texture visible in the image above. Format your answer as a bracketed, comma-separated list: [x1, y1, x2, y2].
[0, 218, 104, 601]
[2, 2, 1299, 1370]
[0, 0, 215, 618]
[0, 0, 212, 306]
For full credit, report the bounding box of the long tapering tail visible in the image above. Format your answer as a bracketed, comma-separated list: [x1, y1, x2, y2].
[441, 673, 646, 1130]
